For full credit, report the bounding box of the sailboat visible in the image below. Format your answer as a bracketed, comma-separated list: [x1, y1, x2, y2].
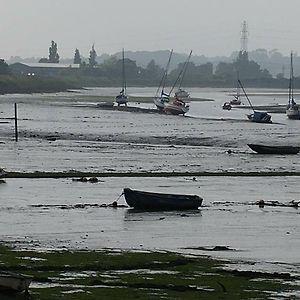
[154, 50, 173, 110]
[230, 76, 242, 105]
[223, 75, 242, 110]
[115, 48, 128, 106]
[286, 52, 300, 119]
[238, 80, 272, 123]
[164, 51, 192, 115]
[174, 50, 192, 102]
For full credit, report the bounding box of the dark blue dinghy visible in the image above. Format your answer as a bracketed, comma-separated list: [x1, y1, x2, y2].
[123, 188, 203, 210]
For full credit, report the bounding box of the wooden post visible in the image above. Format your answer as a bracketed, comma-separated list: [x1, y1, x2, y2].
[14, 103, 18, 142]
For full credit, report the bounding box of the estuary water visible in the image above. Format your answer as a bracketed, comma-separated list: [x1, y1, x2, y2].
[0, 87, 299, 277]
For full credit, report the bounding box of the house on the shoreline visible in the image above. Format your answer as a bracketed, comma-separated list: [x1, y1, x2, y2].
[9, 62, 80, 76]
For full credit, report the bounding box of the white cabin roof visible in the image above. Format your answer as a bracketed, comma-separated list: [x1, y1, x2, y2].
[12, 62, 80, 69]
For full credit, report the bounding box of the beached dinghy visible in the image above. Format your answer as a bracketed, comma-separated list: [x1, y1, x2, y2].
[0, 168, 7, 178]
[0, 271, 32, 293]
[248, 144, 300, 154]
[123, 188, 203, 210]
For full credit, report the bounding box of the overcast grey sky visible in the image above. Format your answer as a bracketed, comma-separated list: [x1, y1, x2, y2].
[1, 0, 299, 59]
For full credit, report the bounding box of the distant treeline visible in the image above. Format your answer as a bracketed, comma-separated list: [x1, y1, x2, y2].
[0, 75, 81, 95]
[0, 51, 299, 94]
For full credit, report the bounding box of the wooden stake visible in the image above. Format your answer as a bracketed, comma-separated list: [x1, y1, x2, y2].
[14, 103, 18, 142]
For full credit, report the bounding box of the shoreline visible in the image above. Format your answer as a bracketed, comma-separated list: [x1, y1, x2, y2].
[3, 170, 300, 178]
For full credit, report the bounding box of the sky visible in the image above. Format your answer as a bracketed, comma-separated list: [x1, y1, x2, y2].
[1, 0, 300, 60]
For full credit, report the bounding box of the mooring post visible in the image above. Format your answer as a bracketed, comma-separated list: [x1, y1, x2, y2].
[14, 103, 18, 142]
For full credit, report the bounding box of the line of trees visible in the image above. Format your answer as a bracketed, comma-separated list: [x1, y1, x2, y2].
[1, 40, 297, 88]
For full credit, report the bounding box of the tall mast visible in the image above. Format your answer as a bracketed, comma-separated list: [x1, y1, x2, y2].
[122, 48, 126, 94]
[238, 79, 255, 112]
[178, 50, 192, 89]
[169, 50, 192, 95]
[289, 51, 294, 104]
[155, 49, 173, 97]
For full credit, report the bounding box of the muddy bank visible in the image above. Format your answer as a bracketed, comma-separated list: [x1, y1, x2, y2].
[3, 170, 300, 178]
[0, 245, 298, 299]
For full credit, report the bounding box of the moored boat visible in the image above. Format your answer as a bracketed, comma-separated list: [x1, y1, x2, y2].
[164, 98, 189, 115]
[163, 50, 192, 115]
[174, 88, 190, 101]
[248, 144, 300, 154]
[115, 48, 128, 106]
[247, 111, 272, 123]
[286, 52, 300, 119]
[154, 50, 173, 110]
[0, 168, 6, 178]
[123, 188, 203, 210]
[238, 80, 272, 123]
[0, 272, 32, 293]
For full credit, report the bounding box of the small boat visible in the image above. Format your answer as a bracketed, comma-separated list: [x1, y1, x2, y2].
[247, 111, 272, 123]
[173, 50, 193, 102]
[163, 50, 192, 115]
[0, 168, 6, 178]
[248, 144, 300, 154]
[229, 77, 242, 105]
[174, 88, 190, 101]
[115, 48, 128, 106]
[238, 80, 272, 123]
[286, 52, 300, 119]
[222, 102, 232, 110]
[154, 50, 173, 110]
[164, 98, 189, 115]
[0, 272, 32, 293]
[123, 188, 203, 210]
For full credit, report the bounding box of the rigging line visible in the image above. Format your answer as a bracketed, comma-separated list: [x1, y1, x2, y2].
[237, 79, 255, 112]
[122, 48, 127, 94]
[154, 49, 173, 97]
[178, 50, 193, 89]
[169, 50, 192, 95]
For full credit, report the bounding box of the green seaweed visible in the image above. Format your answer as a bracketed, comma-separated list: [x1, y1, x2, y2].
[0, 245, 298, 299]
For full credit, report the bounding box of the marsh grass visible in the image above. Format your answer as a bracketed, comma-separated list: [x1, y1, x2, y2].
[0, 245, 298, 299]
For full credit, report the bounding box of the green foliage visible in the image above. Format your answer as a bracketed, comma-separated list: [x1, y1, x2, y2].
[73, 48, 81, 65]
[0, 74, 80, 94]
[48, 40, 60, 63]
[0, 245, 298, 300]
[89, 44, 97, 67]
[0, 59, 10, 75]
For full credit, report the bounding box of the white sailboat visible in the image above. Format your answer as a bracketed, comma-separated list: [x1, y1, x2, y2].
[164, 50, 192, 115]
[230, 78, 242, 105]
[115, 48, 128, 106]
[223, 75, 242, 110]
[173, 50, 192, 102]
[154, 49, 173, 110]
[286, 52, 300, 119]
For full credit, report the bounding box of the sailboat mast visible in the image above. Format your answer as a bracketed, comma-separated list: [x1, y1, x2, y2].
[235, 71, 240, 99]
[179, 50, 192, 89]
[238, 79, 255, 112]
[169, 50, 192, 95]
[155, 49, 173, 97]
[122, 48, 126, 94]
[289, 51, 294, 104]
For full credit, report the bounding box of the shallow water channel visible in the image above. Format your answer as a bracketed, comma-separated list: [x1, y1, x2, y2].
[0, 87, 300, 277]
